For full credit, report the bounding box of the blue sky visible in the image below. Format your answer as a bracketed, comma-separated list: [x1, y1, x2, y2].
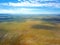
[0, 0, 60, 14]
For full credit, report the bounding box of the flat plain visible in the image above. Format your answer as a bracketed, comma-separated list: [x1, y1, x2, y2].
[0, 14, 60, 45]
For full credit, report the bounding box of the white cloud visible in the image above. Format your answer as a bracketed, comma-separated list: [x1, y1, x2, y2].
[0, 0, 60, 14]
[0, 8, 60, 14]
[0, 8, 37, 14]
[0, 9, 16, 14]
[8, 2, 60, 8]
[0, 1, 60, 8]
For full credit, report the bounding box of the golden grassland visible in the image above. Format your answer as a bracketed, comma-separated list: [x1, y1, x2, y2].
[0, 20, 60, 45]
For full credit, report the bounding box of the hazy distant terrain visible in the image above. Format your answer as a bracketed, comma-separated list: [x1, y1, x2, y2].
[0, 14, 60, 45]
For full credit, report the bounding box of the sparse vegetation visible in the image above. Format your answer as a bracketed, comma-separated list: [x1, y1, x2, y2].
[0, 14, 60, 45]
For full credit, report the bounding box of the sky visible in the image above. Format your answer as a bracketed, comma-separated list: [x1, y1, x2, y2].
[0, 0, 60, 14]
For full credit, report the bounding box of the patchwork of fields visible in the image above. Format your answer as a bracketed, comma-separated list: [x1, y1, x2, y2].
[0, 14, 60, 45]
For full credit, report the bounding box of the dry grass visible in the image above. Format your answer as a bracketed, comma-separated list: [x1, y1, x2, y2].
[0, 20, 60, 45]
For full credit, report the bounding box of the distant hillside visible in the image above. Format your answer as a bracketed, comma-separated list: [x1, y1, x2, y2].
[0, 14, 60, 23]
[0, 14, 27, 22]
[0, 14, 14, 22]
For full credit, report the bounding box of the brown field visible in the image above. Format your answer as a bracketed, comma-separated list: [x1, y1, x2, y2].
[0, 16, 60, 45]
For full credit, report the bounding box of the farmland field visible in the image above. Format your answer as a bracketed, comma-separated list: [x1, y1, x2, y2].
[0, 14, 60, 45]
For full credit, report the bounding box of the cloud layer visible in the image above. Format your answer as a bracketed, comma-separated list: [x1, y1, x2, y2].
[0, 0, 60, 14]
[0, 0, 60, 8]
